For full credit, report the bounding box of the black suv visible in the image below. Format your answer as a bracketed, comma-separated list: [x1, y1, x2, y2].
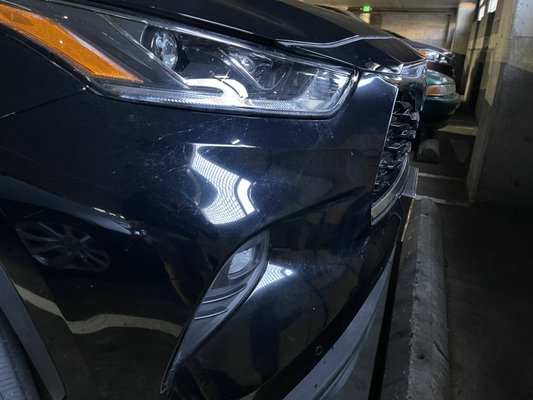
[0, 1, 425, 399]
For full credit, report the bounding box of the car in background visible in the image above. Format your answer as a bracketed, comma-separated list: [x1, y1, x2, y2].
[412, 69, 461, 162]
[421, 70, 461, 129]
[384, 30, 455, 79]
[313, 11, 455, 80]
[0, 1, 425, 399]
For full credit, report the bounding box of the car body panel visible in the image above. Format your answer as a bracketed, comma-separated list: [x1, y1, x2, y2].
[383, 30, 455, 78]
[80, 0, 389, 44]
[421, 71, 460, 129]
[425, 61, 455, 80]
[286, 254, 393, 400]
[0, 2, 423, 399]
[401, 40, 449, 55]
[0, 65, 398, 398]
[421, 94, 461, 128]
[0, 34, 84, 118]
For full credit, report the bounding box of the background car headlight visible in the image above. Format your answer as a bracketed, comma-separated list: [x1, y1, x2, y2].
[0, 0, 355, 116]
[419, 48, 452, 65]
[426, 71, 456, 97]
[427, 83, 456, 96]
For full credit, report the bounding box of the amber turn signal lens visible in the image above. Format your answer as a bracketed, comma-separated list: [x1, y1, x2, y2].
[426, 85, 444, 96]
[0, 4, 141, 82]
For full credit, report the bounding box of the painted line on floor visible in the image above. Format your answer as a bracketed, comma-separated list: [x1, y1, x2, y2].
[15, 284, 182, 337]
[418, 172, 464, 182]
[414, 195, 470, 208]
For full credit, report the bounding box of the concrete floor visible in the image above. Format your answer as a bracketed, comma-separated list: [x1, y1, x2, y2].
[413, 116, 533, 400]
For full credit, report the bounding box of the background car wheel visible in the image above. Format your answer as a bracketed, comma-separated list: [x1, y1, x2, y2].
[0, 311, 39, 400]
[15, 221, 111, 273]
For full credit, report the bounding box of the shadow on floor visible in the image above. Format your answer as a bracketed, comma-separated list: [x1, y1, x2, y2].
[411, 117, 533, 400]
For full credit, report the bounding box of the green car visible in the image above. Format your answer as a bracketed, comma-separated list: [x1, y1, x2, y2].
[420, 70, 461, 129]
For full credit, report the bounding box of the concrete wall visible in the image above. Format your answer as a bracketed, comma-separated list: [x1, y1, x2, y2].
[461, 8, 493, 101]
[467, 0, 533, 205]
[450, 1, 476, 90]
[371, 12, 454, 48]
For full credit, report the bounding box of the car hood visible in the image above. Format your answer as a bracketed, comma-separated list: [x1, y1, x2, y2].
[76, 0, 389, 43]
[404, 39, 451, 54]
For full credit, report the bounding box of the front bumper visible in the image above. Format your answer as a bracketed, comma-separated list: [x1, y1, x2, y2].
[372, 158, 417, 222]
[420, 94, 461, 129]
[286, 251, 393, 400]
[167, 165, 417, 399]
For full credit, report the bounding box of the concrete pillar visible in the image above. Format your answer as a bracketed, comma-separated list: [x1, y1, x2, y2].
[359, 12, 371, 24]
[451, 1, 477, 56]
[467, 0, 533, 205]
[445, 15, 456, 50]
[451, 1, 476, 89]
[461, 8, 492, 102]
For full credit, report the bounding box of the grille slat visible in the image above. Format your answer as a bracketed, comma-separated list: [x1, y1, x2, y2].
[384, 140, 411, 153]
[372, 93, 419, 202]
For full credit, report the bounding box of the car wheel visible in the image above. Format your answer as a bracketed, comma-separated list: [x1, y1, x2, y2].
[0, 312, 39, 400]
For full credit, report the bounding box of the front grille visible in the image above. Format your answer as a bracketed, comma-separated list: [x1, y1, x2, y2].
[372, 92, 419, 203]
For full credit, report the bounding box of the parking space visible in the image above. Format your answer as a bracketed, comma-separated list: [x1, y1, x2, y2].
[413, 111, 533, 399]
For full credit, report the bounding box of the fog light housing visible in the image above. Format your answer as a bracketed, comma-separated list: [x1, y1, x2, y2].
[176, 231, 269, 360]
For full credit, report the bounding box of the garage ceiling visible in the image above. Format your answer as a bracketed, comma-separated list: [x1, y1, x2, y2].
[307, 0, 461, 11]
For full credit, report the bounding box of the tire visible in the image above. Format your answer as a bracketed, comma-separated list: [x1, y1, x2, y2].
[0, 312, 39, 400]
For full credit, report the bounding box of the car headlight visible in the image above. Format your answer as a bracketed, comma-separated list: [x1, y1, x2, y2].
[0, 1, 356, 116]
[426, 71, 456, 97]
[427, 83, 456, 96]
[419, 49, 451, 65]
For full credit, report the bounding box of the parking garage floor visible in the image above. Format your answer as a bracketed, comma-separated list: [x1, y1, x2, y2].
[413, 114, 533, 400]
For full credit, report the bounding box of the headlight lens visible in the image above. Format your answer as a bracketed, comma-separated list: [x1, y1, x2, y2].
[427, 83, 456, 96]
[0, 0, 355, 116]
[419, 49, 451, 65]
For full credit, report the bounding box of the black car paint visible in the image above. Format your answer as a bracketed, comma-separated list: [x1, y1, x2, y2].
[405, 41, 455, 78]
[0, 2, 423, 399]
[420, 95, 461, 129]
[0, 34, 84, 118]
[383, 30, 455, 79]
[81, 0, 390, 44]
[425, 60, 455, 80]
